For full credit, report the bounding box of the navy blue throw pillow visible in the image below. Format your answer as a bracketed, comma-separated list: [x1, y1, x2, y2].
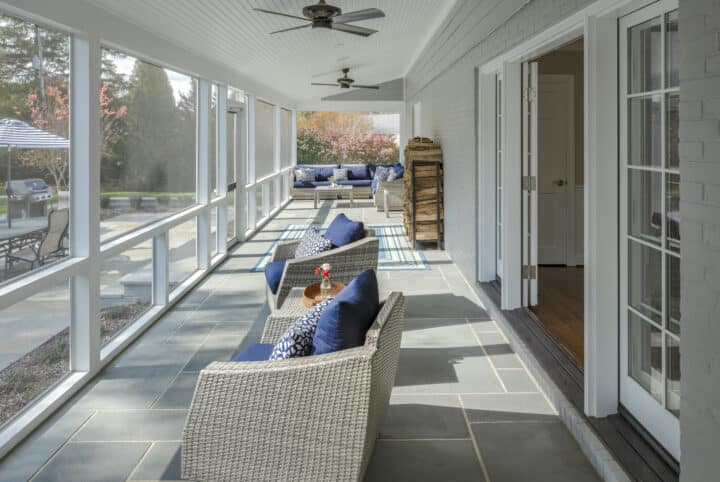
[312, 269, 380, 355]
[324, 213, 365, 247]
[264, 260, 286, 294]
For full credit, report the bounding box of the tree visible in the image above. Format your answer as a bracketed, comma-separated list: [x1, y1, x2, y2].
[20, 86, 69, 190]
[296, 111, 399, 165]
[123, 61, 182, 192]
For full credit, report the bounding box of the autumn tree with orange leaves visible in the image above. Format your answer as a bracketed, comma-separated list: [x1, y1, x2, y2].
[296, 111, 399, 165]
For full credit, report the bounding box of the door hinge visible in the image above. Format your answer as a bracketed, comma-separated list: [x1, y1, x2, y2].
[522, 265, 537, 280]
[522, 176, 536, 192]
[523, 86, 537, 103]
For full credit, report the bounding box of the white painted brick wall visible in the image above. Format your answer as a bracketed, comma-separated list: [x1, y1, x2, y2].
[405, 0, 594, 281]
[679, 1, 720, 481]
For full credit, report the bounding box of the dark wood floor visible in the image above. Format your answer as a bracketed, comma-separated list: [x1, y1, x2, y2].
[530, 266, 584, 367]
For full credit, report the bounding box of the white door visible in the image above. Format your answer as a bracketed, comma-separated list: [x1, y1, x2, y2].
[538, 75, 573, 265]
[619, 0, 680, 460]
[522, 61, 538, 306]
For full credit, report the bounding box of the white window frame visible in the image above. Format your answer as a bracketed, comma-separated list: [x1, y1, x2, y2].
[0, 11, 295, 457]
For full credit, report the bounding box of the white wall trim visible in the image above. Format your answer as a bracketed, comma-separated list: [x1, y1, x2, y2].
[477, 70, 497, 282]
[500, 61, 522, 309]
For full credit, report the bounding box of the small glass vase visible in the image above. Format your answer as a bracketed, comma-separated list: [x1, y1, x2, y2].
[320, 277, 332, 298]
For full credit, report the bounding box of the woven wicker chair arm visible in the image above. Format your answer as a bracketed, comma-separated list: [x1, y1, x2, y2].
[183, 349, 374, 481]
[271, 239, 302, 262]
[260, 314, 298, 343]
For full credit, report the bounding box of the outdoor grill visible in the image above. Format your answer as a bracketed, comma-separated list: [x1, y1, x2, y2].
[5, 178, 52, 219]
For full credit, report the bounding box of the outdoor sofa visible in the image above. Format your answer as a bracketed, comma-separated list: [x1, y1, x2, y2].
[291, 163, 403, 200]
[181, 290, 406, 482]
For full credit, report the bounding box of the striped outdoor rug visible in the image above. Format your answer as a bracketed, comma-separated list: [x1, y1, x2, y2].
[251, 223, 428, 272]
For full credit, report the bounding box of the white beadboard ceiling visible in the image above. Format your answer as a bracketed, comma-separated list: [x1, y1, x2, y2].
[86, 0, 454, 106]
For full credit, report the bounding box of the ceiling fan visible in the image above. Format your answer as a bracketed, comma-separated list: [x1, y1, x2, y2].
[312, 68, 379, 89]
[253, 1, 385, 37]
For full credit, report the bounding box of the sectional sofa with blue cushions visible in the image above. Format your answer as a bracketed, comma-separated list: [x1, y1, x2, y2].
[291, 163, 403, 200]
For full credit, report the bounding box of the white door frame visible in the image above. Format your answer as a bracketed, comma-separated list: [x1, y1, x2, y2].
[476, 0, 642, 417]
[537, 74, 576, 267]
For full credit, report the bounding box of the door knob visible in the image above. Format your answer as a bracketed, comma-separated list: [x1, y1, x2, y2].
[552, 179, 566, 186]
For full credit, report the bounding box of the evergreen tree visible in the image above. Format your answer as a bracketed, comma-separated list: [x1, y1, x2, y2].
[124, 61, 182, 192]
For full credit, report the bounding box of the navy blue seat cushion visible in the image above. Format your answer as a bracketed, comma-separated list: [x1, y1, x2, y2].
[312, 270, 380, 355]
[264, 260, 286, 294]
[294, 181, 331, 188]
[231, 343, 274, 361]
[341, 164, 370, 180]
[299, 164, 338, 181]
[392, 162, 405, 178]
[368, 163, 396, 179]
[324, 213, 365, 247]
[337, 180, 372, 187]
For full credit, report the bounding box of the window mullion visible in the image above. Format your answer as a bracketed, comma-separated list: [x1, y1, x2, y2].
[69, 33, 102, 373]
[196, 80, 211, 270]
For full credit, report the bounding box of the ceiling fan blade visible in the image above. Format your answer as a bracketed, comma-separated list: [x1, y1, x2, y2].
[333, 8, 385, 24]
[311, 83, 340, 87]
[331, 23, 377, 37]
[353, 84, 380, 89]
[252, 8, 307, 21]
[270, 23, 311, 34]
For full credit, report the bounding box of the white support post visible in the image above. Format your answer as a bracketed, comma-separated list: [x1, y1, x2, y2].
[273, 106, 282, 209]
[217, 86, 228, 254]
[584, 14, 619, 418]
[152, 232, 169, 306]
[245, 95, 257, 232]
[197, 80, 211, 270]
[69, 34, 101, 372]
[477, 71, 497, 282]
[501, 61, 522, 310]
[262, 182, 270, 218]
[398, 106, 407, 164]
[237, 104, 247, 240]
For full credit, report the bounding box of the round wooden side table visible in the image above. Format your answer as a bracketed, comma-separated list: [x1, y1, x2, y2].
[302, 281, 346, 307]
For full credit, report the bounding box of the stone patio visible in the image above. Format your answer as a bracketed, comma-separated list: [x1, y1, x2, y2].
[0, 199, 600, 482]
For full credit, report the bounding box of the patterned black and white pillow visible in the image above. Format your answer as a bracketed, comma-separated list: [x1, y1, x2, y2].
[294, 227, 332, 258]
[386, 169, 398, 182]
[295, 168, 316, 182]
[333, 168, 349, 182]
[269, 298, 335, 360]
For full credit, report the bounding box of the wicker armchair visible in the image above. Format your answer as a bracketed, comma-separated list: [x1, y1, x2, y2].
[267, 229, 379, 311]
[181, 292, 405, 482]
[373, 179, 404, 213]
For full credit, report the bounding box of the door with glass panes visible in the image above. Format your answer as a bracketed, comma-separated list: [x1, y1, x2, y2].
[619, 0, 680, 459]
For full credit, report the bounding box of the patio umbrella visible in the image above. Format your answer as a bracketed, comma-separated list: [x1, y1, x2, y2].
[0, 118, 69, 228]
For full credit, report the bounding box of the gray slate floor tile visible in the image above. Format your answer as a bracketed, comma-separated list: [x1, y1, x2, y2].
[0, 408, 92, 482]
[471, 422, 600, 481]
[462, 393, 556, 422]
[403, 294, 488, 318]
[401, 318, 476, 348]
[32, 442, 149, 482]
[477, 332, 523, 369]
[496, 369, 539, 392]
[393, 346, 504, 394]
[129, 442, 181, 480]
[73, 410, 187, 441]
[365, 440, 485, 482]
[153, 372, 200, 409]
[380, 395, 468, 439]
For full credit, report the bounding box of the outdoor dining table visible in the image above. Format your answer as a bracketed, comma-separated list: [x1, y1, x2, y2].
[0, 218, 48, 273]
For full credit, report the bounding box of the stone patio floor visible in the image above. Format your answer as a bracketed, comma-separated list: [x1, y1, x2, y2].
[0, 199, 600, 482]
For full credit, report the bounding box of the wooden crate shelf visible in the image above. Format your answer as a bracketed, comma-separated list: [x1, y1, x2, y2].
[403, 138, 444, 249]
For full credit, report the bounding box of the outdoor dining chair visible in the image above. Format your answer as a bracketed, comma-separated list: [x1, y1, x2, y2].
[5, 208, 69, 270]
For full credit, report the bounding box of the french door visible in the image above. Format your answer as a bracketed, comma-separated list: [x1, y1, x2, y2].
[522, 61, 538, 307]
[619, 0, 680, 459]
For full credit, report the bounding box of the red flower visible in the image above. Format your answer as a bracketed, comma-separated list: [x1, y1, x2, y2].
[314, 267, 321, 276]
[323, 269, 331, 278]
